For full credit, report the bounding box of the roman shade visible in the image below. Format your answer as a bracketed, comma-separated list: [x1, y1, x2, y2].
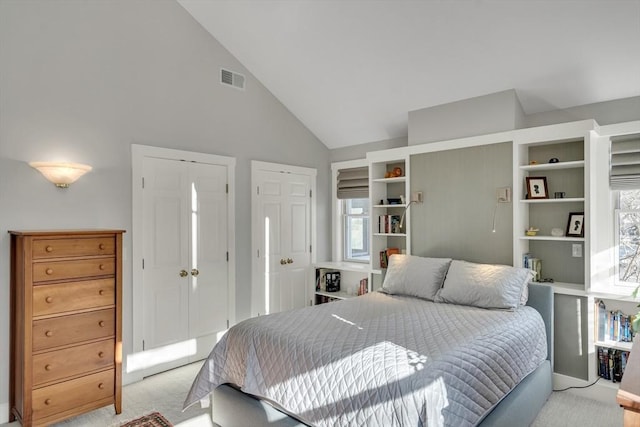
[337, 166, 368, 199]
[610, 136, 640, 190]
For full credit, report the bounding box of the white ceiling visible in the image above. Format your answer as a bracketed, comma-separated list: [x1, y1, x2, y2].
[178, 0, 640, 149]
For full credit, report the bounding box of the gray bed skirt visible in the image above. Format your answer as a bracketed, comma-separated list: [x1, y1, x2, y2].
[209, 283, 554, 426]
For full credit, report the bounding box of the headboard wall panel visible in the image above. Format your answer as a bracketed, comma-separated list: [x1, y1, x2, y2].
[410, 141, 513, 265]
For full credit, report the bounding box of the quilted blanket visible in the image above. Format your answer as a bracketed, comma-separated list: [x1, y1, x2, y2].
[184, 292, 547, 427]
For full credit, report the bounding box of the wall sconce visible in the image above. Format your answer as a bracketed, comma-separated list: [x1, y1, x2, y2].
[492, 187, 511, 233]
[29, 162, 92, 188]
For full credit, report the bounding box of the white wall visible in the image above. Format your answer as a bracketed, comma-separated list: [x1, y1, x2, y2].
[0, 0, 330, 417]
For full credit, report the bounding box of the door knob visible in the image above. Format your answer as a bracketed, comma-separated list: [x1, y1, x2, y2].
[287, 258, 293, 264]
[280, 258, 287, 265]
[179, 270, 188, 277]
[191, 268, 199, 277]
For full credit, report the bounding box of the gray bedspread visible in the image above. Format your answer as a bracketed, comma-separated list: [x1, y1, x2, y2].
[184, 291, 547, 427]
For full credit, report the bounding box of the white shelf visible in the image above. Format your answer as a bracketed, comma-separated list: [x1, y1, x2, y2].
[520, 235, 585, 242]
[594, 340, 633, 352]
[315, 290, 355, 300]
[314, 261, 372, 273]
[520, 197, 584, 203]
[373, 204, 407, 208]
[372, 176, 406, 183]
[520, 160, 585, 171]
[373, 233, 407, 237]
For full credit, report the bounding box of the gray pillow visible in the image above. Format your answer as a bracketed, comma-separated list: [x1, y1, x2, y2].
[434, 260, 533, 310]
[380, 254, 452, 300]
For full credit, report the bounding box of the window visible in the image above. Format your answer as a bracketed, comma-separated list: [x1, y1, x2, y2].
[343, 198, 370, 262]
[615, 189, 640, 286]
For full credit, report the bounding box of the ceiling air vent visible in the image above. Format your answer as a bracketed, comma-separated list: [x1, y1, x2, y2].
[220, 68, 245, 90]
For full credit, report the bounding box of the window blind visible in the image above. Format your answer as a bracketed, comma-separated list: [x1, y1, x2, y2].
[610, 136, 640, 190]
[337, 166, 368, 199]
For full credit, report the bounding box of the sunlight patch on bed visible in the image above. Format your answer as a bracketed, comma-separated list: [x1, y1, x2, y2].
[331, 313, 363, 330]
[126, 339, 197, 373]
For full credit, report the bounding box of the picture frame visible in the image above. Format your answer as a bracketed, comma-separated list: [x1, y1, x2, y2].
[525, 176, 549, 199]
[566, 212, 585, 237]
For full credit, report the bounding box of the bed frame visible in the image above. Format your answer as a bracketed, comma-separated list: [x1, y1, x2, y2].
[209, 283, 554, 427]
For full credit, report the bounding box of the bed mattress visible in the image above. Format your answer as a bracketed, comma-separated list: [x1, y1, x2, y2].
[184, 291, 547, 427]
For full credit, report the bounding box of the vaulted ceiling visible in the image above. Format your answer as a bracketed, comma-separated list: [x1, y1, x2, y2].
[178, 0, 640, 149]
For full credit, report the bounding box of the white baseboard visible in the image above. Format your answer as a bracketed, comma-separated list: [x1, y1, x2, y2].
[0, 401, 9, 424]
[553, 373, 619, 404]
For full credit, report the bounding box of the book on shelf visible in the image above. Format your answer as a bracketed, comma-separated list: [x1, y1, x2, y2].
[377, 214, 402, 233]
[358, 277, 368, 296]
[597, 347, 630, 382]
[596, 300, 636, 343]
[379, 247, 400, 268]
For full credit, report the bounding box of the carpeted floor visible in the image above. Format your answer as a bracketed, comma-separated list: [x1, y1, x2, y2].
[0, 361, 624, 427]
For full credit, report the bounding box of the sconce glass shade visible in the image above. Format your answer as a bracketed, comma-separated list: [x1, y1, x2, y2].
[29, 162, 92, 188]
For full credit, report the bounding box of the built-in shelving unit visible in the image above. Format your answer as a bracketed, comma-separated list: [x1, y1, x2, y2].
[513, 122, 592, 289]
[367, 151, 411, 289]
[313, 261, 373, 305]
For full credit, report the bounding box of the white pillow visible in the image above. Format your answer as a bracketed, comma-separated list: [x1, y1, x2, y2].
[381, 254, 452, 300]
[434, 260, 533, 310]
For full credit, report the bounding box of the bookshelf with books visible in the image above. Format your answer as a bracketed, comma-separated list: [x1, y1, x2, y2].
[313, 262, 372, 305]
[368, 151, 411, 284]
[513, 122, 590, 291]
[594, 298, 636, 383]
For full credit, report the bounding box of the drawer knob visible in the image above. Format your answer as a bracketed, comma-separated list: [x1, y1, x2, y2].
[98, 321, 105, 327]
[98, 351, 105, 358]
[45, 330, 53, 337]
[98, 382, 105, 390]
[44, 399, 51, 405]
[99, 289, 105, 296]
[99, 243, 106, 250]
[45, 364, 52, 371]
[45, 296, 53, 303]
[45, 246, 53, 252]
[99, 264, 105, 270]
[45, 268, 53, 275]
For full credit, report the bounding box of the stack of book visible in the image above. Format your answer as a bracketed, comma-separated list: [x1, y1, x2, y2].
[522, 252, 542, 282]
[598, 347, 630, 382]
[596, 300, 636, 343]
[358, 277, 368, 296]
[379, 248, 399, 268]
[378, 215, 401, 233]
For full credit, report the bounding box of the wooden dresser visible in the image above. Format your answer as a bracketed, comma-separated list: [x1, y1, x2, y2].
[9, 230, 124, 426]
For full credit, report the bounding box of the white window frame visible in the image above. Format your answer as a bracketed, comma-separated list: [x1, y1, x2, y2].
[331, 159, 369, 263]
[342, 198, 370, 263]
[614, 190, 640, 289]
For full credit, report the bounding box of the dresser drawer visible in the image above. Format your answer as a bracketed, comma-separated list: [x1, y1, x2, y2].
[32, 369, 114, 421]
[33, 339, 114, 386]
[33, 257, 115, 282]
[33, 279, 114, 317]
[33, 309, 115, 351]
[32, 237, 115, 259]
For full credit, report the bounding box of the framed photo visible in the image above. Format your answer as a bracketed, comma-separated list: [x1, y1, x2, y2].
[525, 177, 549, 199]
[566, 212, 585, 237]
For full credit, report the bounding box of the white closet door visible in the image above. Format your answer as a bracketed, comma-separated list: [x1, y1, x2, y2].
[141, 156, 229, 375]
[188, 161, 229, 360]
[254, 167, 312, 315]
[142, 157, 190, 355]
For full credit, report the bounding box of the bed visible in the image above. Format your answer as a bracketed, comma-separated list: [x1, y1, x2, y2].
[184, 256, 554, 427]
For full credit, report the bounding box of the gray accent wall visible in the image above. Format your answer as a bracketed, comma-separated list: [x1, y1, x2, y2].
[410, 142, 513, 264]
[554, 294, 590, 380]
[0, 0, 330, 407]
